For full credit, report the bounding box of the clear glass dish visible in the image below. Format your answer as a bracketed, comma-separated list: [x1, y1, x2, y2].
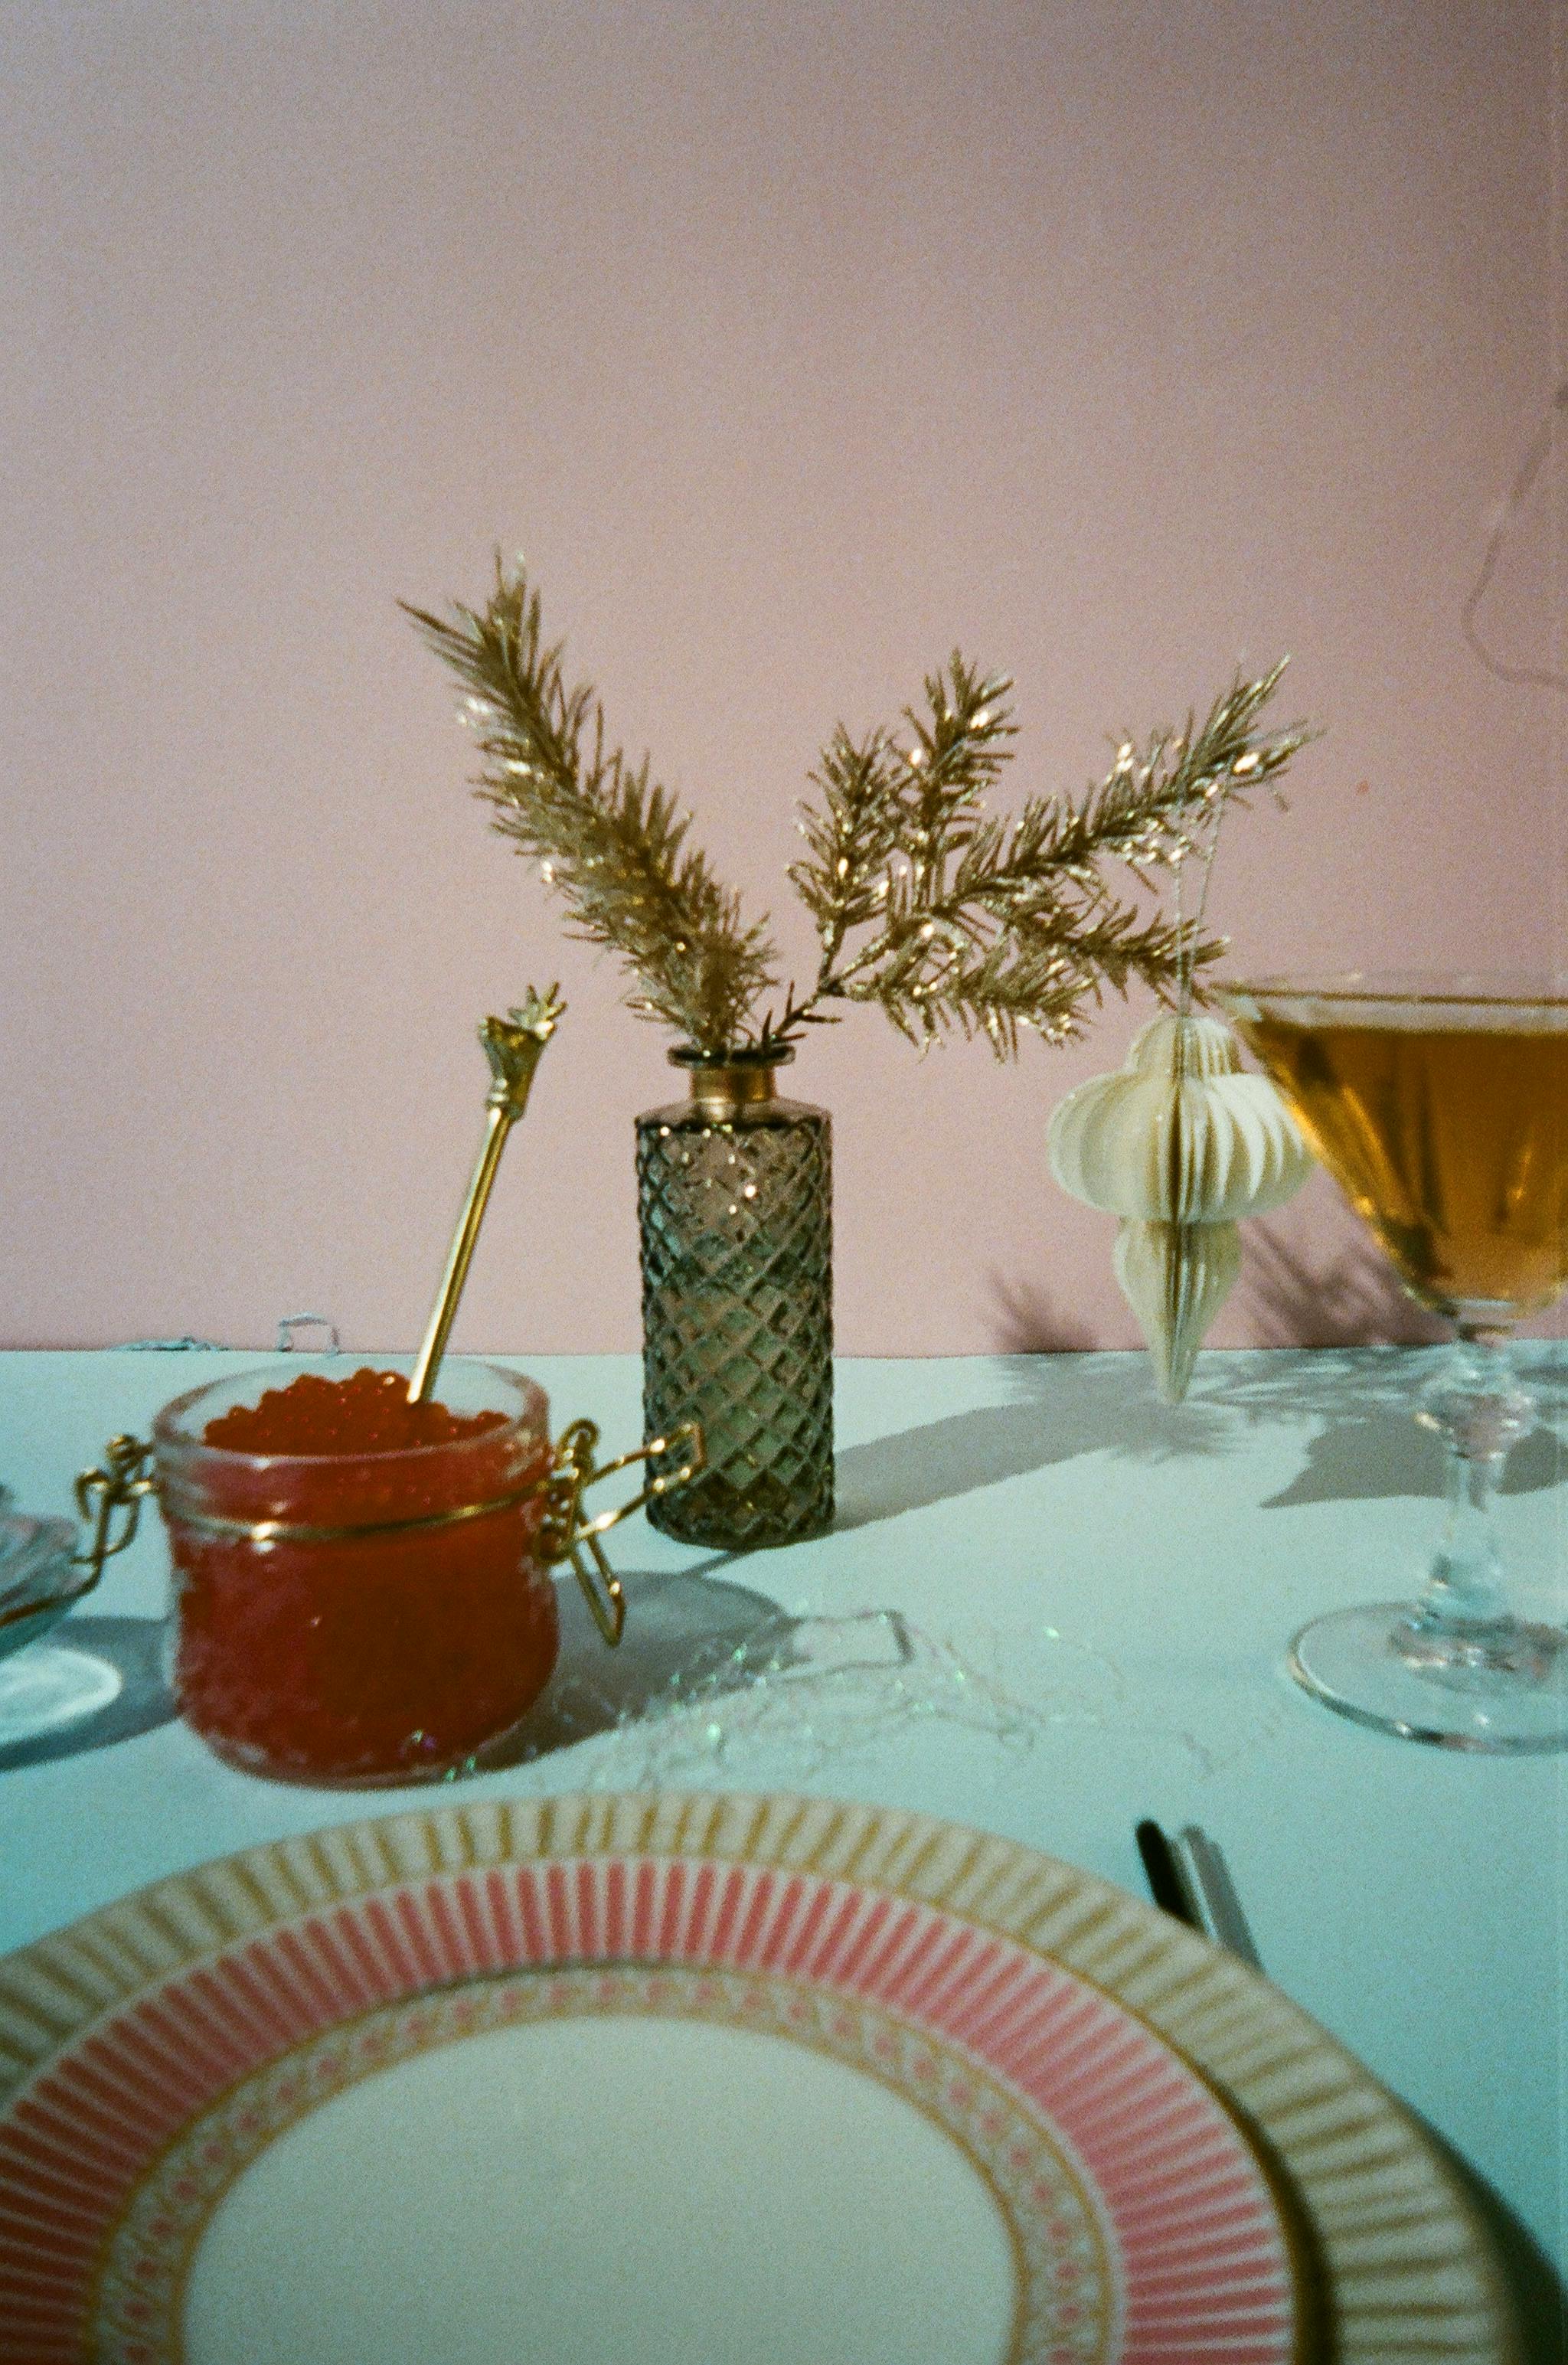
[0, 1495, 122, 1746]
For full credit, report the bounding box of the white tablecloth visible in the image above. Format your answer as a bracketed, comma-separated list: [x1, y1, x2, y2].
[2, 1344, 1564, 2288]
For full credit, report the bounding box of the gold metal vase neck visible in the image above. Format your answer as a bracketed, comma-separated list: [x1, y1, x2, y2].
[671, 1045, 792, 1119]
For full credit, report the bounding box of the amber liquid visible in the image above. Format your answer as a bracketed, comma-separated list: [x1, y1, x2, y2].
[1236, 1011, 1568, 1318]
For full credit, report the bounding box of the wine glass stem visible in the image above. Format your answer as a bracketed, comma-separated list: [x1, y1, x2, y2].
[1409, 1325, 1534, 1639]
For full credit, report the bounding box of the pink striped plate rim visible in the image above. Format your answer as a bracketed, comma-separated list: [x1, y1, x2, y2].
[0, 1793, 1519, 2364]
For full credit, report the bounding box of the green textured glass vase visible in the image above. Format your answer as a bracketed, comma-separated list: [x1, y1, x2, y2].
[636, 1047, 832, 1547]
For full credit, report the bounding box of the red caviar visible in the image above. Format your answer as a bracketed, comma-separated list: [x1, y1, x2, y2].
[158, 1365, 558, 1785]
[203, 1366, 508, 1455]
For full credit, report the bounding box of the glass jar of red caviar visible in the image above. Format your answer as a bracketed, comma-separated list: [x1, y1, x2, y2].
[152, 1360, 560, 1785]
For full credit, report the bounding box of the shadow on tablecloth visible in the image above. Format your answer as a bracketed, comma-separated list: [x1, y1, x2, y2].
[473, 1559, 791, 1768]
[831, 1348, 1566, 1532]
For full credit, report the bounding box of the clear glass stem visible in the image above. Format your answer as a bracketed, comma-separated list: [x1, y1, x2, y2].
[1398, 1321, 1543, 1677]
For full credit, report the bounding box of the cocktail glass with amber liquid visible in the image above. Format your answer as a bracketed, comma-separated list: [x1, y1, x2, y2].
[1218, 975, 1568, 1750]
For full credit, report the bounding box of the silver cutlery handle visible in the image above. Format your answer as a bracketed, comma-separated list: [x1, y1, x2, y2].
[1174, 1825, 1265, 1971]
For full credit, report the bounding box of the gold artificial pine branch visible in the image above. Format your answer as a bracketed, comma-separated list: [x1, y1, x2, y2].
[780, 657, 1313, 1057]
[402, 563, 774, 1054]
[410, 558, 1315, 1059]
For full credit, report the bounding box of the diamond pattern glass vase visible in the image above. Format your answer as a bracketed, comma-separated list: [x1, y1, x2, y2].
[636, 1047, 833, 1548]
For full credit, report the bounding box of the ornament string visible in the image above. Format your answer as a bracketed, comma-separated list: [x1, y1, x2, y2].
[1171, 805, 1225, 1029]
[1460, 379, 1568, 697]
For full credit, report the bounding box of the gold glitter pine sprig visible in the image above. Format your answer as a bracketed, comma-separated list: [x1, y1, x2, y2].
[402, 562, 776, 1053]
[409, 557, 1314, 1059]
[774, 658, 1312, 1056]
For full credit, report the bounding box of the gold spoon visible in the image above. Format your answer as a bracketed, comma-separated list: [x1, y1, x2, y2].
[407, 986, 564, 1404]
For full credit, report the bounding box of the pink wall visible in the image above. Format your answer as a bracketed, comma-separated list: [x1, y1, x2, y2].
[2, 0, 1563, 1356]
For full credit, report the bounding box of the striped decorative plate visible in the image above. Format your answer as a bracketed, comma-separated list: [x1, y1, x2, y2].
[0, 1795, 1515, 2365]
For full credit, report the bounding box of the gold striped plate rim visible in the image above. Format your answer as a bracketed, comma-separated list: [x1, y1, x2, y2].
[0, 1791, 1522, 2365]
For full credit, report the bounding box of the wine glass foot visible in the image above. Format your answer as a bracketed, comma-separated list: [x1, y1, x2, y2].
[1288, 1604, 1568, 1752]
[0, 1644, 123, 1746]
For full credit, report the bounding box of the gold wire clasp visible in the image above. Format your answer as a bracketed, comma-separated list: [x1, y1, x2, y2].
[67, 1414, 707, 1649]
[72, 1436, 155, 1592]
[538, 1417, 705, 1647]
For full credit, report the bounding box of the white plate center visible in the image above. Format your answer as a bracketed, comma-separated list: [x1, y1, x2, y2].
[183, 2010, 1018, 2365]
